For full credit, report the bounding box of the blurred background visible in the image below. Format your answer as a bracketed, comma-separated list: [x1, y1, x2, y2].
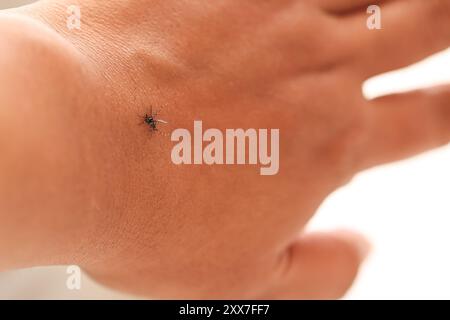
[0, 0, 449, 300]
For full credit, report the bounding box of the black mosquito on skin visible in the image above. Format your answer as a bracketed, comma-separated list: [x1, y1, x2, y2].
[142, 106, 168, 132]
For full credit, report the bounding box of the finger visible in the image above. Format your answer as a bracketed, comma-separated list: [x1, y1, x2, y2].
[305, 0, 389, 14]
[261, 230, 370, 299]
[347, 0, 450, 78]
[359, 85, 450, 170]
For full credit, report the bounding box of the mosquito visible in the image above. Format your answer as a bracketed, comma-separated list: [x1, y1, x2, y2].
[142, 106, 168, 132]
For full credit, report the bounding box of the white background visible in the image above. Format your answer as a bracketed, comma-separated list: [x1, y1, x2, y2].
[0, 0, 449, 299]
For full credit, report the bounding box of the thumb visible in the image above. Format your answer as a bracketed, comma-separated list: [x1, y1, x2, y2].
[262, 230, 370, 299]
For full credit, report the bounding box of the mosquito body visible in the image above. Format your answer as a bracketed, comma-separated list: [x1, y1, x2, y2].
[142, 107, 168, 132]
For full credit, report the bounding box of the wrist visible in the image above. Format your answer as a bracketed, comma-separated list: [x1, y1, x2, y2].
[0, 12, 94, 271]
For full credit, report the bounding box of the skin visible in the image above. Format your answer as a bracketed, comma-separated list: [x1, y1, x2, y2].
[0, 0, 449, 299]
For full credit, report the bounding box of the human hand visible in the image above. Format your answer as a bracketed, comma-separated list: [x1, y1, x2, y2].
[1, 0, 449, 298]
